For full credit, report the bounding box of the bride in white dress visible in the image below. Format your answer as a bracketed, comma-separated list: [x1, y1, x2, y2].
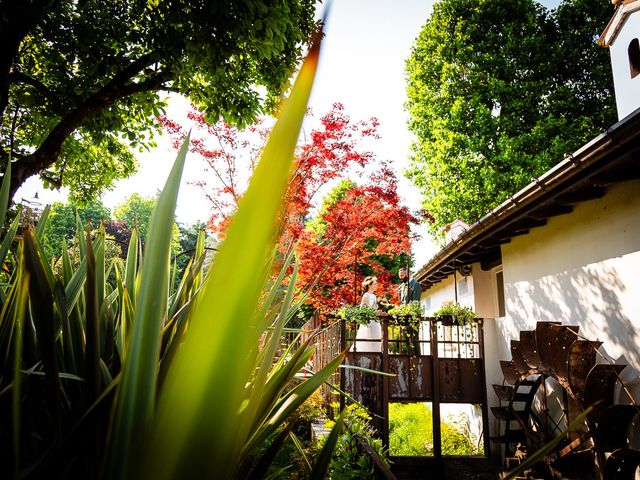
[353, 276, 382, 352]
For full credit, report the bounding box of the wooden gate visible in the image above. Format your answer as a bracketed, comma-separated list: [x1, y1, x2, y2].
[308, 315, 490, 458]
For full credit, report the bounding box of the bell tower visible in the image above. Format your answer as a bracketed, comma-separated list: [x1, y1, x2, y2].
[599, 0, 640, 120]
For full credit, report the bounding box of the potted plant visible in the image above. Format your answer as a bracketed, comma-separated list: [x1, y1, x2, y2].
[336, 304, 379, 326]
[387, 301, 423, 355]
[388, 301, 423, 330]
[434, 303, 477, 327]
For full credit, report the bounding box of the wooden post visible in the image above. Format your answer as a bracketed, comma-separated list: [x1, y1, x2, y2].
[382, 316, 390, 449]
[478, 319, 491, 457]
[430, 319, 442, 459]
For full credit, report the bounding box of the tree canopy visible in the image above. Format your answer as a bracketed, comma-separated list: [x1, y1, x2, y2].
[160, 102, 381, 241]
[0, 0, 318, 202]
[297, 175, 416, 312]
[405, 0, 616, 234]
[42, 199, 111, 257]
[160, 102, 415, 311]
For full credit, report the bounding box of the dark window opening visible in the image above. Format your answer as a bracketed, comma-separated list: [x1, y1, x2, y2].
[496, 270, 506, 318]
[629, 38, 640, 79]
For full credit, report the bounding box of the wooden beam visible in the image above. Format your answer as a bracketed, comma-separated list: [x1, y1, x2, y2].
[508, 217, 547, 231]
[480, 250, 502, 270]
[555, 185, 606, 204]
[591, 163, 640, 185]
[529, 202, 573, 219]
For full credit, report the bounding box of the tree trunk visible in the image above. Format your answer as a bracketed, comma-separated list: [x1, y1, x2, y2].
[0, 0, 58, 123]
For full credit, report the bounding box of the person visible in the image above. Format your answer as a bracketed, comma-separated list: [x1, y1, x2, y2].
[398, 267, 422, 355]
[399, 267, 421, 304]
[353, 276, 382, 352]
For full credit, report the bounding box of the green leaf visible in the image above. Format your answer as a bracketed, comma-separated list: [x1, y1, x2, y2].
[11, 268, 28, 480]
[84, 227, 101, 403]
[0, 207, 22, 268]
[0, 158, 11, 228]
[35, 205, 51, 240]
[124, 227, 138, 305]
[104, 133, 191, 480]
[501, 406, 594, 480]
[243, 349, 346, 458]
[22, 228, 60, 428]
[340, 364, 397, 376]
[64, 257, 87, 317]
[146, 40, 320, 480]
[289, 431, 313, 472]
[309, 408, 346, 480]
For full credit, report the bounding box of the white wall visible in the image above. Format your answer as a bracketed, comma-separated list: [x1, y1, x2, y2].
[421, 267, 505, 388]
[500, 180, 640, 392]
[420, 272, 475, 316]
[610, 12, 640, 119]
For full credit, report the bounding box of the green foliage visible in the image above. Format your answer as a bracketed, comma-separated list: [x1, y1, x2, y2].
[405, 0, 616, 234]
[389, 402, 434, 456]
[41, 199, 111, 257]
[319, 403, 389, 480]
[113, 193, 154, 241]
[1, 0, 318, 200]
[387, 301, 424, 354]
[388, 301, 423, 320]
[114, 193, 180, 254]
[388, 403, 480, 456]
[441, 412, 481, 456]
[336, 304, 379, 326]
[0, 43, 342, 479]
[174, 221, 209, 282]
[255, 390, 327, 479]
[434, 304, 477, 327]
[306, 179, 356, 237]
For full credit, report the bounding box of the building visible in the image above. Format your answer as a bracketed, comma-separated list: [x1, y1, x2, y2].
[413, 0, 640, 471]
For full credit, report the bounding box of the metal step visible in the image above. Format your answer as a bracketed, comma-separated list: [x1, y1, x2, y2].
[493, 384, 514, 401]
[491, 406, 525, 421]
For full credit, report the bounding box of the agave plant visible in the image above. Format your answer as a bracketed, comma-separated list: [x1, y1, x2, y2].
[0, 33, 345, 479]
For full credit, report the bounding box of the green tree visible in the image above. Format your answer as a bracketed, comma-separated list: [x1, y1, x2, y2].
[42, 199, 111, 257]
[405, 0, 615, 234]
[175, 220, 209, 280]
[114, 193, 156, 241]
[0, 0, 318, 202]
[114, 193, 179, 253]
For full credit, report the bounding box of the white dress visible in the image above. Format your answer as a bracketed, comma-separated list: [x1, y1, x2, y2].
[352, 292, 381, 352]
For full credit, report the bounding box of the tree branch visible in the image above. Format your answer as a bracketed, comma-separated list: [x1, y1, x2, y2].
[9, 70, 59, 102]
[0, 0, 62, 123]
[40, 171, 62, 189]
[8, 54, 166, 197]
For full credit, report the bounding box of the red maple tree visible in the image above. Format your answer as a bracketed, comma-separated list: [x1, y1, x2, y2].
[296, 167, 417, 313]
[159, 102, 379, 239]
[159, 103, 416, 312]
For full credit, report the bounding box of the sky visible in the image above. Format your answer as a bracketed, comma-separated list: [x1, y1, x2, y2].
[16, 0, 562, 268]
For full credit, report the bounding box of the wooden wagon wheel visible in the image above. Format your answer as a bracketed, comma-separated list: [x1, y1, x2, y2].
[491, 322, 640, 480]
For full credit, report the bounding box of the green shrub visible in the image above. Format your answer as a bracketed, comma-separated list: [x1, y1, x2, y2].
[388, 403, 480, 456]
[389, 402, 435, 456]
[319, 402, 390, 479]
[0, 40, 345, 480]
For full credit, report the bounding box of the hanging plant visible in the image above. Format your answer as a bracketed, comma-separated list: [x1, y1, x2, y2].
[388, 301, 423, 331]
[434, 304, 477, 327]
[336, 304, 379, 326]
[387, 301, 423, 357]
